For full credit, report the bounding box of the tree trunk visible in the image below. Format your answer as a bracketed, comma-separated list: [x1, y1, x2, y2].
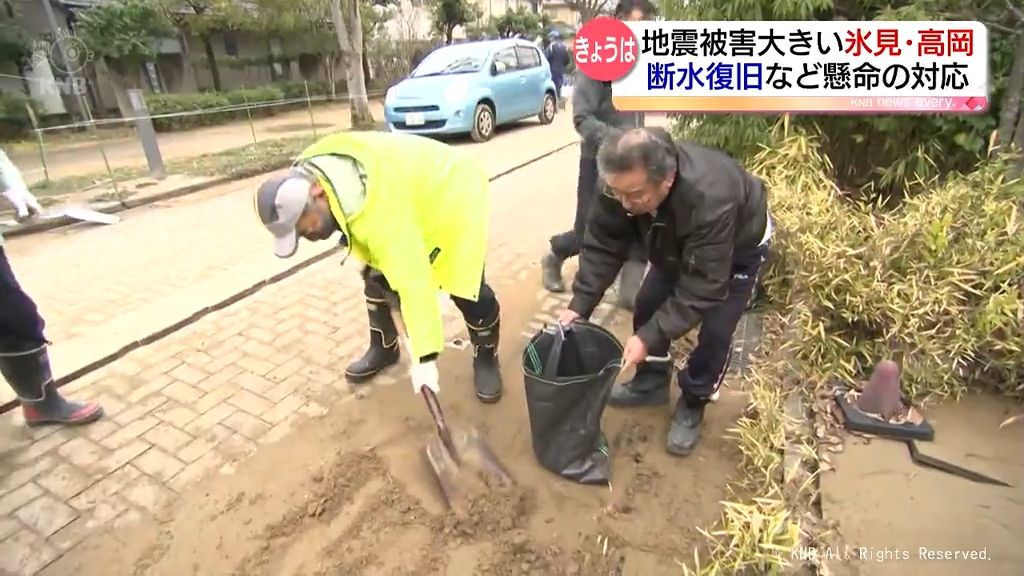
[347, 0, 373, 128]
[96, 57, 134, 119]
[997, 33, 1024, 149]
[362, 31, 371, 90]
[1015, 103, 1024, 150]
[1011, 103, 1024, 178]
[179, 30, 199, 90]
[330, 0, 373, 129]
[322, 54, 336, 99]
[201, 34, 222, 91]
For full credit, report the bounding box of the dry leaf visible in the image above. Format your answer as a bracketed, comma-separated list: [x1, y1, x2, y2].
[999, 414, 1023, 429]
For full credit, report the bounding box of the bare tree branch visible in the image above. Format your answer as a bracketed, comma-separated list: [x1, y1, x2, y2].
[563, 0, 610, 22]
[1006, 0, 1024, 22]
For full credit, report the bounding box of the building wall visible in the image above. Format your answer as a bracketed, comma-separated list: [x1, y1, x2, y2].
[381, 0, 433, 42]
[3, 0, 429, 117]
[542, 4, 580, 25]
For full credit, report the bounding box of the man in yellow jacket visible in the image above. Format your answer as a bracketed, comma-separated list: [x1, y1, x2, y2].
[253, 131, 503, 402]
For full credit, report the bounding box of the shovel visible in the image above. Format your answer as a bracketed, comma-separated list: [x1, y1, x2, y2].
[385, 305, 514, 513]
[2, 205, 121, 228]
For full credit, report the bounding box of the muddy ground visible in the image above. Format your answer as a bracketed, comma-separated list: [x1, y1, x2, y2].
[821, 394, 1024, 576]
[41, 273, 747, 576]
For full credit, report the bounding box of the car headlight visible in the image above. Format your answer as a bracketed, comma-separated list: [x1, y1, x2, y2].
[384, 88, 395, 105]
[444, 81, 469, 103]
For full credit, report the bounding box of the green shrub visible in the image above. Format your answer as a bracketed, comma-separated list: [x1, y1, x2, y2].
[146, 86, 287, 131]
[146, 92, 231, 131]
[222, 86, 284, 106]
[751, 124, 1024, 400]
[0, 92, 33, 140]
[275, 79, 336, 100]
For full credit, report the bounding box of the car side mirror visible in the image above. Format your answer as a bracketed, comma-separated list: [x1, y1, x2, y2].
[492, 61, 506, 75]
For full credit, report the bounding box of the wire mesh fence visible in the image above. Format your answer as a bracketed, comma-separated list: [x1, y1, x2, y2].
[8, 83, 387, 202]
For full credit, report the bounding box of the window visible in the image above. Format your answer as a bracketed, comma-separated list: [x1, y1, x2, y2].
[493, 48, 518, 74]
[515, 46, 541, 69]
[223, 34, 239, 57]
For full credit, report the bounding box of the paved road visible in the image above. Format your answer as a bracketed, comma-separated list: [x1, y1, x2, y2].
[0, 115, 582, 407]
[0, 141, 597, 575]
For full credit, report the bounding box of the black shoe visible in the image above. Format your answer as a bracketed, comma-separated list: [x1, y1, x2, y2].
[468, 306, 502, 403]
[541, 253, 566, 293]
[1, 344, 104, 427]
[609, 357, 671, 407]
[616, 260, 645, 311]
[345, 297, 401, 383]
[666, 394, 707, 457]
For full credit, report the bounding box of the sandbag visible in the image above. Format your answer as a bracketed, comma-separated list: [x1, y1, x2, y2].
[522, 321, 623, 484]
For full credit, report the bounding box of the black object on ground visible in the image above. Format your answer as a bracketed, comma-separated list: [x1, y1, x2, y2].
[835, 385, 1012, 488]
[523, 321, 623, 485]
[834, 386, 935, 442]
[906, 439, 1013, 487]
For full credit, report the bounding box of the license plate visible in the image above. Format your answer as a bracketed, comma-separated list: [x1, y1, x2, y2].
[405, 112, 425, 126]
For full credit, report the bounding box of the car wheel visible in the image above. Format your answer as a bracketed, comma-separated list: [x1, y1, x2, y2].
[539, 92, 556, 124]
[471, 103, 495, 142]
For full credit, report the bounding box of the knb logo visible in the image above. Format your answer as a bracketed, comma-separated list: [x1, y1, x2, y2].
[40, 29, 94, 74]
[30, 30, 93, 96]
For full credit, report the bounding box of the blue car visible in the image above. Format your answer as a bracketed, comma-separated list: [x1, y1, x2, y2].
[383, 38, 559, 142]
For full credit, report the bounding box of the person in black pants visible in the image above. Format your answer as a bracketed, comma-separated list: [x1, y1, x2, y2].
[541, 0, 657, 311]
[544, 31, 571, 110]
[1, 155, 104, 427]
[557, 127, 772, 457]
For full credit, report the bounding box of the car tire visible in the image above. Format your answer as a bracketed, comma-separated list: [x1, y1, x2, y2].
[471, 103, 495, 142]
[538, 92, 556, 125]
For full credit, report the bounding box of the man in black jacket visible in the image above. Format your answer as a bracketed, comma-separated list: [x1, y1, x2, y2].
[544, 31, 571, 109]
[540, 0, 656, 310]
[558, 127, 772, 456]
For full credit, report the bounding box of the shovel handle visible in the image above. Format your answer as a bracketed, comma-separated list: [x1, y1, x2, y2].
[386, 304, 461, 463]
[420, 386, 459, 461]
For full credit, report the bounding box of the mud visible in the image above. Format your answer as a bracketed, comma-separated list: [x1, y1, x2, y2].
[821, 393, 1024, 576]
[40, 275, 746, 576]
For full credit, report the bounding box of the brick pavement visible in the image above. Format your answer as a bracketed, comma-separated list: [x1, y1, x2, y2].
[0, 117, 580, 405]
[0, 145, 590, 575]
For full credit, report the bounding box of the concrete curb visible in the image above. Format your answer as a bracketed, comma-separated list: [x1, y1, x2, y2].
[2, 172, 268, 239]
[0, 140, 580, 415]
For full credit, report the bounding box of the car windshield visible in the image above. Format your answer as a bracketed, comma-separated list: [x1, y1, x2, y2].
[411, 45, 489, 78]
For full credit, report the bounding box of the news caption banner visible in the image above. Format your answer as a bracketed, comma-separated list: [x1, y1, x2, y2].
[571, 18, 989, 113]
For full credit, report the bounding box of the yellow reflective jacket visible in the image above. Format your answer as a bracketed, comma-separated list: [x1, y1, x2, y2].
[295, 131, 490, 360]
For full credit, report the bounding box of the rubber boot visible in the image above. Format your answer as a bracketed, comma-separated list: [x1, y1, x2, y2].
[541, 253, 566, 293]
[0, 344, 104, 427]
[616, 260, 645, 311]
[345, 296, 400, 383]
[667, 392, 707, 457]
[467, 306, 502, 403]
[609, 356, 671, 407]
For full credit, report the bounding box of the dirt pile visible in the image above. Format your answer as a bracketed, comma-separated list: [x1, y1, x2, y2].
[40, 286, 746, 576]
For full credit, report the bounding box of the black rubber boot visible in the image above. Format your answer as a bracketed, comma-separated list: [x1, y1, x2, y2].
[345, 296, 401, 383]
[0, 344, 104, 427]
[467, 306, 502, 403]
[609, 357, 671, 407]
[541, 253, 566, 293]
[667, 392, 707, 457]
[616, 260, 645, 311]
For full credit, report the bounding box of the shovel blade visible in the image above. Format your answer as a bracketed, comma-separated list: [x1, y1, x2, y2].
[63, 206, 121, 225]
[424, 425, 513, 515]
